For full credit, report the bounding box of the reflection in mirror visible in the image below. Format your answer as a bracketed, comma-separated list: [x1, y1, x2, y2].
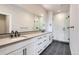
[0, 14, 9, 34]
[34, 15, 45, 31]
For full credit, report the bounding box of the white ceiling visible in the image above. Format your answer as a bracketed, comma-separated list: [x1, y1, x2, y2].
[16, 4, 47, 16]
[16, 4, 70, 15]
[42, 4, 70, 14]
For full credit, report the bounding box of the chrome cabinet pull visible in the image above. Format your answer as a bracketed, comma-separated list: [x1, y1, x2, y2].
[43, 40, 46, 42]
[23, 49, 25, 55]
[67, 26, 74, 29]
[23, 48, 27, 55]
[38, 37, 42, 39]
[43, 36, 46, 37]
[38, 49, 42, 53]
[44, 45, 47, 48]
[38, 42, 42, 45]
[24, 48, 27, 55]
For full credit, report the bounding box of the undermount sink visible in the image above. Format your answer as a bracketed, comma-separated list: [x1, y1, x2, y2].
[20, 35, 27, 37]
[8, 35, 28, 40]
[10, 37, 24, 40]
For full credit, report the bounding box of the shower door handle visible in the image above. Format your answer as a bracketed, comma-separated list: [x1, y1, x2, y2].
[67, 26, 74, 29]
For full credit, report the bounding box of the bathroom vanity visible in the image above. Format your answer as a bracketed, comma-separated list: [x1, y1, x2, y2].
[0, 32, 53, 55]
[0, 5, 53, 55]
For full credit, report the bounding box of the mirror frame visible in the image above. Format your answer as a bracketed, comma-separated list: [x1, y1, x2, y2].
[0, 12, 12, 34]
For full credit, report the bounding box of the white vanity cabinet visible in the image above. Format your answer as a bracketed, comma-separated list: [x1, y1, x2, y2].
[17, 47, 27, 55]
[0, 32, 53, 55]
[34, 34, 50, 54]
[24, 36, 47, 55]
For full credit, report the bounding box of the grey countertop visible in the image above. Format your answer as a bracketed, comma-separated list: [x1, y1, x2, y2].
[0, 32, 52, 47]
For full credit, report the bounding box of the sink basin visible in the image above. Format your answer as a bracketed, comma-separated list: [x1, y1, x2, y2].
[10, 37, 25, 40]
[20, 35, 27, 37]
[9, 35, 28, 40]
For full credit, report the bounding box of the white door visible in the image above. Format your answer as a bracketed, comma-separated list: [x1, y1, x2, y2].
[54, 13, 70, 42]
[70, 4, 79, 55]
[63, 16, 70, 42]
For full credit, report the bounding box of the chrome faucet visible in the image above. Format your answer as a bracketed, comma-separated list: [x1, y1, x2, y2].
[10, 30, 20, 38]
[10, 30, 15, 38]
[15, 31, 20, 37]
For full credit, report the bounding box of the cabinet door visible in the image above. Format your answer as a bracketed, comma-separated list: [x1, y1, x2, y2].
[17, 48, 26, 55]
[35, 35, 49, 54]
[7, 50, 18, 55]
[26, 43, 37, 55]
[8, 47, 26, 55]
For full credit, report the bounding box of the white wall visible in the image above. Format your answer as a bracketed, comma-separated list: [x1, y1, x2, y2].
[0, 5, 47, 32]
[70, 4, 79, 55]
[46, 11, 53, 32]
[17, 4, 48, 31]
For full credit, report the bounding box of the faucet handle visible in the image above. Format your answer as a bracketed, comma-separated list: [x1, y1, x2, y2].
[15, 31, 20, 37]
[10, 30, 15, 38]
[15, 31, 18, 37]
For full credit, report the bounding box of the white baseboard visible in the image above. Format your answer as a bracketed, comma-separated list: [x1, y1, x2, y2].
[53, 39, 69, 43]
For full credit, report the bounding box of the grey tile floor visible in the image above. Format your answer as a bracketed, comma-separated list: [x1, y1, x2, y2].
[40, 40, 71, 55]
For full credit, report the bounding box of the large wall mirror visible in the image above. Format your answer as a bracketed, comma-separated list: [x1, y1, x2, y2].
[0, 13, 11, 35]
[0, 12, 45, 35]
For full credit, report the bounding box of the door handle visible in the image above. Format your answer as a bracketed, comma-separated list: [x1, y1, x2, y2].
[67, 26, 74, 29]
